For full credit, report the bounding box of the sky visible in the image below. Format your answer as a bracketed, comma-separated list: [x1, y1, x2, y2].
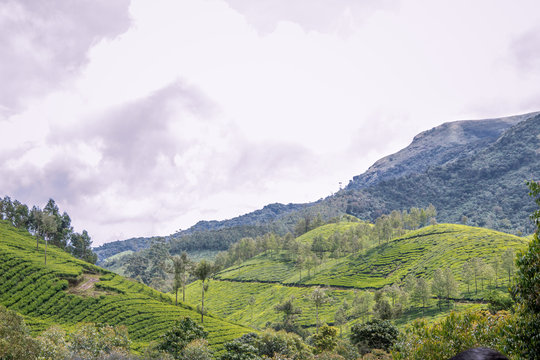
[1, 0, 540, 246]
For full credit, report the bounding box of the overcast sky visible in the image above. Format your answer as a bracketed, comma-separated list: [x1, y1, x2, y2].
[1, 0, 540, 246]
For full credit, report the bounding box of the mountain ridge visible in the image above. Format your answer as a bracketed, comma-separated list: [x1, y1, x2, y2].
[95, 111, 539, 263]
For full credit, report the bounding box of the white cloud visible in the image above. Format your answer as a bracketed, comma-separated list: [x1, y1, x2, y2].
[1, 0, 540, 245]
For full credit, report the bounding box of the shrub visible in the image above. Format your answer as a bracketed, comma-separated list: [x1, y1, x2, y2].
[392, 310, 513, 360]
[349, 319, 398, 355]
[156, 316, 207, 359]
[0, 305, 40, 359]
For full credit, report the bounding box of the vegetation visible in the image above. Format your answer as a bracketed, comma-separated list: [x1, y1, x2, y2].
[343, 114, 540, 236]
[156, 317, 208, 359]
[0, 196, 97, 263]
[349, 319, 398, 355]
[0, 220, 251, 353]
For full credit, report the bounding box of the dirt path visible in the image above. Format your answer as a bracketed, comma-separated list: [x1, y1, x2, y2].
[67, 274, 102, 296]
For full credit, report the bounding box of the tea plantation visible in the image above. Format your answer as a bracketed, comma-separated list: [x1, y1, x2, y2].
[186, 222, 528, 332]
[0, 220, 251, 352]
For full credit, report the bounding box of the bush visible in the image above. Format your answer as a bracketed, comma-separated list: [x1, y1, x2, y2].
[312, 325, 339, 354]
[392, 311, 513, 360]
[349, 320, 398, 355]
[156, 316, 208, 359]
[0, 305, 40, 359]
[68, 323, 131, 360]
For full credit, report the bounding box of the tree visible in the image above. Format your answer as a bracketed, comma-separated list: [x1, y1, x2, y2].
[312, 325, 339, 354]
[412, 277, 430, 315]
[192, 260, 214, 323]
[68, 323, 131, 359]
[220, 338, 261, 360]
[492, 257, 501, 289]
[157, 317, 208, 360]
[0, 305, 40, 359]
[172, 252, 192, 305]
[295, 253, 305, 281]
[29, 207, 43, 250]
[41, 212, 57, 265]
[470, 258, 485, 294]
[350, 319, 399, 355]
[373, 290, 393, 320]
[509, 180, 540, 359]
[69, 230, 97, 264]
[352, 291, 372, 322]
[432, 268, 458, 308]
[334, 300, 349, 338]
[501, 249, 515, 285]
[181, 339, 213, 360]
[273, 296, 303, 336]
[310, 287, 331, 333]
[462, 261, 473, 294]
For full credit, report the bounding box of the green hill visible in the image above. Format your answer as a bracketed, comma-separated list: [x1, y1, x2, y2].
[0, 220, 251, 352]
[302, 224, 527, 289]
[185, 223, 528, 332]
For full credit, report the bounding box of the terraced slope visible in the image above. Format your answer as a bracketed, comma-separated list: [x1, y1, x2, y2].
[304, 224, 527, 290]
[187, 223, 528, 332]
[217, 220, 372, 283]
[0, 220, 250, 352]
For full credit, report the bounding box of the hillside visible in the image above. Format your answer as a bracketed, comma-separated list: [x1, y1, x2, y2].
[348, 112, 537, 189]
[95, 203, 308, 263]
[185, 222, 528, 331]
[0, 220, 251, 352]
[343, 113, 540, 234]
[96, 111, 539, 264]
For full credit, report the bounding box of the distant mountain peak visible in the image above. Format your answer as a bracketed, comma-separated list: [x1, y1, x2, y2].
[348, 111, 539, 190]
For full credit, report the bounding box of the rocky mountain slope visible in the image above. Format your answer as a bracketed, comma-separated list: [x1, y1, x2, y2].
[348, 112, 537, 189]
[342, 112, 540, 234]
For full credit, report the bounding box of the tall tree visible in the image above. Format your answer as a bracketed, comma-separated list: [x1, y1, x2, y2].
[309, 287, 330, 333]
[470, 258, 486, 294]
[412, 277, 430, 315]
[334, 300, 349, 338]
[502, 249, 515, 285]
[462, 261, 473, 294]
[41, 213, 57, 265]
[443, 267, 459, 306]
[509, 180, 540, 359]
[69, 230, 97, 264]
[172, 252, 192, 305]
[193, 260, 214, 323]
[431, 269, 446, 309]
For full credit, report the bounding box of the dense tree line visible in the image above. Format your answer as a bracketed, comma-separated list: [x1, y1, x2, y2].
[0, 196, 97, 264]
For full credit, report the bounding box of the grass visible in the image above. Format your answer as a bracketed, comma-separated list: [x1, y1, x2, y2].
[187, 222, 528, 334]
[0, 220, 251, 352]
[304, 224, 527, 291]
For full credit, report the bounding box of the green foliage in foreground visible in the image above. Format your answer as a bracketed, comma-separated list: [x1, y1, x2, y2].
[0, 220, 251, 352]
[393, 310, 517, 360]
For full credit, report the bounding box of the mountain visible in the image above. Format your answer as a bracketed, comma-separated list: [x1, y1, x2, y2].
[0, 220, 250, 352]
[341, 112, 540, 234]
[348, 112, 537, 189]
[95, 202, 308, 263]
[95, 111, 540, 264]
